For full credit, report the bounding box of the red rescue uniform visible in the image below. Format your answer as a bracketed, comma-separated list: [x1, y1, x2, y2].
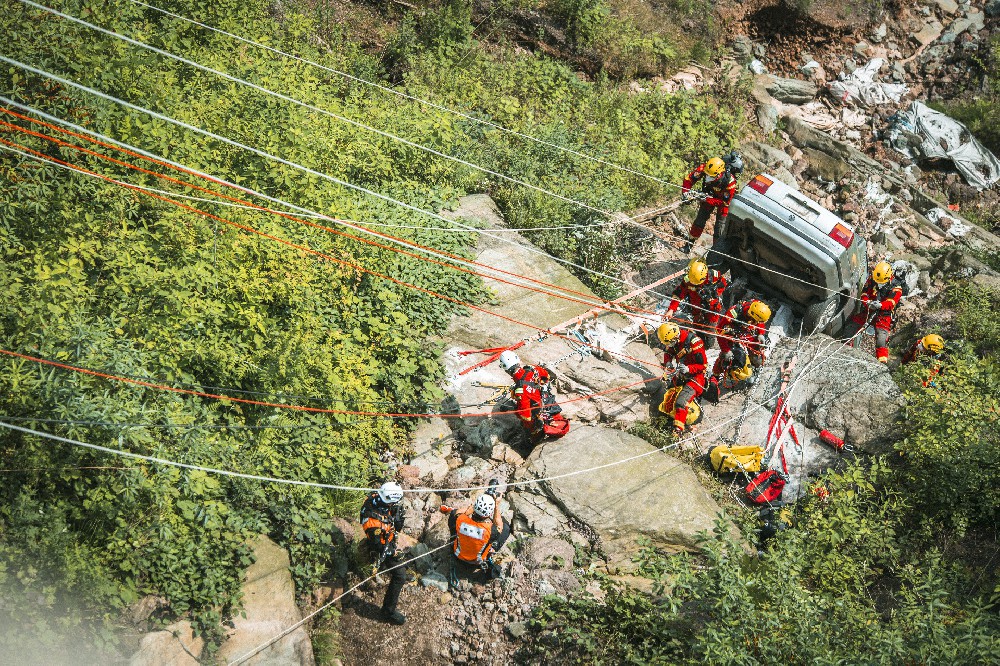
[682, 163, 737, 241]
[846, 278, 902, 362]
[662, 329, 708, 429]
[714, 299, 768, 376]
[667, 270, 728, 345]
[511, 365, 552, 434]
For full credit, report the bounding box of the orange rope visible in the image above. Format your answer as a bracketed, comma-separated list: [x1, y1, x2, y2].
[0, 346, 660, 419]
[0, 107, 664, 317]
[0, 108, 741, 344]
[0, 133, 664, 371]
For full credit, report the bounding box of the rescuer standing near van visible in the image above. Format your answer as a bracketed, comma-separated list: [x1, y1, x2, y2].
[681, 156, 738, 252]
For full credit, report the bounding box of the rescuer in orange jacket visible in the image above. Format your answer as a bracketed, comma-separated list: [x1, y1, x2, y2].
[655, 322, 708, 434]
[442, 481, 511, 586]
[843, 261, 903, 363]
[681, 156, 738, 252]
[712, 299, 771, 378]
[498, 350, 559, 443]
[359, 482, 408, 625]
[666, 258, 729, 348]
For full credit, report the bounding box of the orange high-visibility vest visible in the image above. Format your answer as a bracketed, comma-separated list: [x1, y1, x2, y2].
[453, 512, 493, 564]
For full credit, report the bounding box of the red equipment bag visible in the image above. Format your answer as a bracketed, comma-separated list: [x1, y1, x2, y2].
[746, 470, 785, 504]
[819, 429, 845, 451]
[543, 414, 571, 439]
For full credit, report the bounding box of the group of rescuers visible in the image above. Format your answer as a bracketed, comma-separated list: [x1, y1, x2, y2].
[354, 154, 949, 625]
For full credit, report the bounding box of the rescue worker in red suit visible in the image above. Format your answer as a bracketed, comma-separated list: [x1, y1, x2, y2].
[666, 258, 728, 348]
[498, 350, 559, 444]
[843, 261, 902, 363]
[655, 322, 707, 434]
[359, 482, 408, 625]
[681, 156, 738, 252]
[712, 299, 772, 379]
[902, 333, 946, 387]
[441, 485, 511, 587]
[902, 333, 945, 364]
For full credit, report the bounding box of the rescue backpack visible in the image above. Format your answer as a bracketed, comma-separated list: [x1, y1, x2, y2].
[453, 511, 494, 564]
[746, 470, 786, 504]
[710, 444, 763, 474]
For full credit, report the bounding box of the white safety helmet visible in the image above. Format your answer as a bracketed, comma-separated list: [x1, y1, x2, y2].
[377, 481, 404, 505]
[498, 350, 521, 374]
[473, 493, 496, 517]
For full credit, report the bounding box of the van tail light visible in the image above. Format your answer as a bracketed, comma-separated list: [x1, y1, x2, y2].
[748, 175, 773, 194]
[829, 223, 854, 248]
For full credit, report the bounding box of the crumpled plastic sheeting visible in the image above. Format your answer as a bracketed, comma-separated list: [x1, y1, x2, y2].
[781, 101, 868, 131]
[828, 58, 909, 108]
[925, 208, 971, 238]
[888, 102, 1000, 191]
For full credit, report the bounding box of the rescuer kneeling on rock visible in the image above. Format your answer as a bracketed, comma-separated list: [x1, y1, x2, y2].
[359, 481, 408, 625]
[442, 482, 511, 588]
[656, 322, 708, 435]
[713, 298, 771, 379]
[498, 350, 562, 444]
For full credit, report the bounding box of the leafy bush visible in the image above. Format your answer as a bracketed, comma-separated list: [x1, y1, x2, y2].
[0, 0, 746, 652]
[523, 462, 1000, 664]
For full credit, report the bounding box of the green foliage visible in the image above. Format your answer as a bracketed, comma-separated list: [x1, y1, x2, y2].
[0, 0, 745, 651]
[524, 462, 1000, 664]
[892, 283, 1000, 526]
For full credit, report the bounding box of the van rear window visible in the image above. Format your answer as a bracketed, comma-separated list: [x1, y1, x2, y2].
[782, 194, 821, 224]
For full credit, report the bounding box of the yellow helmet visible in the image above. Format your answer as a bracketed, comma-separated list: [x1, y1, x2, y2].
[687, 259, 709, 286]
[872, 261, 893, 285]
[922, 334, 945, 354]
[704, 157, 726, 178]
[748, 300, 771, 323]
[657, 322, 680, 345]
[728, 356, 754, 382]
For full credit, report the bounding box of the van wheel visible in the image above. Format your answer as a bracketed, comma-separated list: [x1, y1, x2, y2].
[803, 295, 839, 334]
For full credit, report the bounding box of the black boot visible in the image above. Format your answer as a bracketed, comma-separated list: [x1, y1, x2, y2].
[381, 608, 406, 625]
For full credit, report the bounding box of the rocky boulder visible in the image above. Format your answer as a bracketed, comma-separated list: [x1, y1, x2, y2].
[441, 195, 665, 433]
[216, 536, 315, 666]
[765, 76, 819, 104]
[784, 337, 904, 452]
[521, 536, 576, 571]
[129, 621, 203, 666]
[522, 426, 725, 568]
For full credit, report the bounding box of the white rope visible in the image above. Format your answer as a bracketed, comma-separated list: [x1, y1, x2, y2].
[226, 541, 453, 665]
[11, 3, 867, 308]
[0, 337, 846, 497]
[126, 0, 686, 194]
[19, 0, 627, 220]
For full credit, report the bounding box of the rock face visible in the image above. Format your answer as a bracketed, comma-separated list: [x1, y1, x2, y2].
[440, 195, 664, 436]
[793, 340, 905, 452]
[765, 76, 818, 104]
[216, 536, 315, 666]
[523, 426, 725, 568]
[129, 620, 203, 666]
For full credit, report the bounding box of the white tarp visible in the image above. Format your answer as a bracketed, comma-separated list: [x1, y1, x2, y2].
[828, 58, 909, 108]
[888, 101, 1000, 191]
[781, 101, 868, 131]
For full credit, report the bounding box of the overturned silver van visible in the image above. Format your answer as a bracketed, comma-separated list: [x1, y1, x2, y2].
[709, 174, 867, 335]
